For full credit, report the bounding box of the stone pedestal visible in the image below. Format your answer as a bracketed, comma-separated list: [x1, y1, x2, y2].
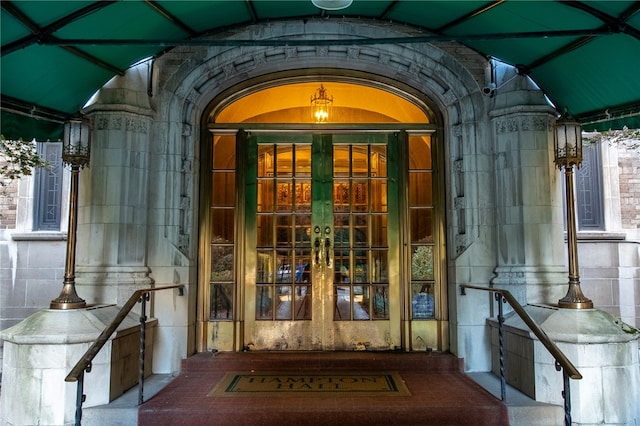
[0, 306, 156, 426]
[491, 306, 640, 425]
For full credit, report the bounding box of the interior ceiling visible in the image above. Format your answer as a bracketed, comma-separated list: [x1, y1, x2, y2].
[215, 82, 429, 123]
[2, 0, 640, 139]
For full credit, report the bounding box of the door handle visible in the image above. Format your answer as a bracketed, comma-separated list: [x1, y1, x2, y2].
[325, 237, 332, 268]
[314, 237, 322, 267]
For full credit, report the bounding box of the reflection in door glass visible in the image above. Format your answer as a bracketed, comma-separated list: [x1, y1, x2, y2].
[333, 144, 389, 320]
[409, 135, 435, 320]
[209, 135, 236, 320]
[256, 143, 312, 320]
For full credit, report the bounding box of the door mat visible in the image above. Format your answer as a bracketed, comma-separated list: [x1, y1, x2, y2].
[208, 371, 411, 397]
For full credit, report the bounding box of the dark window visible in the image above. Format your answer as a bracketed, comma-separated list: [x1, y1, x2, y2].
[576, 143, 604, 230]
[33, 142, 63, 231]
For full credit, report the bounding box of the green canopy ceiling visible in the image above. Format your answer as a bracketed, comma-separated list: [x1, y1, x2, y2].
[2, 0, 640, 139]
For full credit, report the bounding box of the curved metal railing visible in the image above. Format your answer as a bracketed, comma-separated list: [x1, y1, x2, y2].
[65, 284, 185, 425]
[459, 284, 581, 426]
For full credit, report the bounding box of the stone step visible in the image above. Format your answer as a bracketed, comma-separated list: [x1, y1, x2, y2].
[468, 372, 564, 426]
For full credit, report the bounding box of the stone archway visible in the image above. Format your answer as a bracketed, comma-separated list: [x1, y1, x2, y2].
[144, 18, 491, 361]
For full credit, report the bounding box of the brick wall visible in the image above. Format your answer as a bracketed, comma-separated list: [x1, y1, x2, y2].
[618, 144, 640, 229]
[0, 153, 19, 229]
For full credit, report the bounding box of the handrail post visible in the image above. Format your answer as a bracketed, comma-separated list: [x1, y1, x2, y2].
[495, 292, 506, 402]
[138, 292, 150, 406]
[74, 371, 84, 426]
[556, 361, 572, 426]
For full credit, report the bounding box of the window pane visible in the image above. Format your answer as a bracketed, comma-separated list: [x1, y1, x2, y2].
[411, 245, 434, 281]
[211, 246, 234, 281]
[412, 283, 435, 319]
[408, 172, 432, 206]
[210, 283, 233, 320]
[371, 180, 387, 212]
[212, 172, 235, 206]
[211, 208, 234, 243]
[295, 145, 311, 177]
[276, 182, 293, 212]
[352, 145, 368, 177]
[334, 146, 349, 177]
[335, 285, 350, 320]
[354, 285, 370, 320]
[257, 215, 274, 247]
[258, 145, 274, 177]
[275, 216, 292, 246]
[257, 180, 274, 212]
[294, 285, 311, 320]
[334, 181, 350, 212]
[373, 285, 389, 319]
[256, 286, 273, 320]
[295, 181, 311, 212]
[213, 135, 236, 169]
[353, 214, 368, 247]
[410, 208, 433, 243]
[275, 285, 292, 319]
[409, 136, 432, 170]
[352, 180, 368, 212]
[372, 250, 388, 283]
[276, 145, 293, 177]
[256, 250, 274, 283]
[371, 145, 387, 177]
[370, 215, 387, 247]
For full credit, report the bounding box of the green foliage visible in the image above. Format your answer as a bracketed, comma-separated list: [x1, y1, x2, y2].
[0, 135, 48, 186]
[583, 127, 640, 150]
[411, 246, 433, 281]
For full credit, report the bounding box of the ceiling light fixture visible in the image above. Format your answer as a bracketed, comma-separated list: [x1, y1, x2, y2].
[311, 0, 353, 11]
[310, 84, 333, 123]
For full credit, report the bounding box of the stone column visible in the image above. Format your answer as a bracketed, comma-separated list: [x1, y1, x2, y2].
[489, 73, 567, 305]
[77, 67, 155, 307]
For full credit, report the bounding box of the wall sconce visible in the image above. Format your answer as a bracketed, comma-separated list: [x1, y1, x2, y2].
[311, 84, 333, 123]
[553, 113, 593, 309]
[50, 119, 91, 309]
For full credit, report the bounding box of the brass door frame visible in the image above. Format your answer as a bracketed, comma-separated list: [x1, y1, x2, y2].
[198, 125, 447, 352]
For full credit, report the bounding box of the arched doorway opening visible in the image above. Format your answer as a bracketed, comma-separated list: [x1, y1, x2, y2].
[198, 78, 447, 352]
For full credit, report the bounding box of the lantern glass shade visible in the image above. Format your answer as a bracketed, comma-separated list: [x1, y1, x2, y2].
[63, 120, 91, 167]
[554, 118, 582, 168]
[310, 84, 333, 123]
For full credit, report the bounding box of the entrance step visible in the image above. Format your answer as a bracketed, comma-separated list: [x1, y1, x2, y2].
[468, 372, 564, 426]
[83, 353, 562, 426]
[82, 374, 173, 426]
[138, 351, 509, 425]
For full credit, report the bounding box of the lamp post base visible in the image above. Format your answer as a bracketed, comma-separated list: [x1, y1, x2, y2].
[558, 282, 593, 309]
[50, 280, 86, 310]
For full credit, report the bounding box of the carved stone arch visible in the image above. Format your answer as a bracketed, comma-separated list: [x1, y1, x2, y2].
[151, 19, 488, 257]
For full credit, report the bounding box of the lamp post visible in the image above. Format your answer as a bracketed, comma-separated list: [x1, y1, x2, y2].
[553, 114, 593, 309]
[50, 119, 90, 309]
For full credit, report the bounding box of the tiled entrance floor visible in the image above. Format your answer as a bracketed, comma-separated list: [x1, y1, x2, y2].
[138, 351, 509, 426]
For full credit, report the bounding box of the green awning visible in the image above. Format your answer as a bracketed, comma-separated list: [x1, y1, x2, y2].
[1, 110, 63, 142]
[2, 1, 639, 133]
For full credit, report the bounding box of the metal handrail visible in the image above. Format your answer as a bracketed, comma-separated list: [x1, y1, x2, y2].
[460, 284, 581, 426]
[65, 284, 184, 425]
[460, 284, 581, 379]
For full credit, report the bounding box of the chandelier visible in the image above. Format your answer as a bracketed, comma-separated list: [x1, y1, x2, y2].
[310, 84, 333, 123]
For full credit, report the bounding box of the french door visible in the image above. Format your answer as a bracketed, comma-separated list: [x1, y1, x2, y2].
[203, 128, 445, 352]
[244, 132, 400, 350]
